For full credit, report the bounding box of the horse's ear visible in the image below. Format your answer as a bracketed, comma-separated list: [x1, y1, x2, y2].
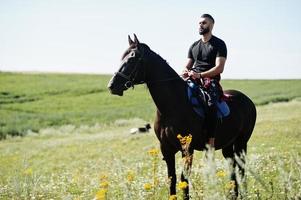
[133, 33, 140, 44]
[128, 35, 134, 45]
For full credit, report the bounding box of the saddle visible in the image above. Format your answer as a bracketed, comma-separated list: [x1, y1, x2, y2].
[187, 79, 230, 118]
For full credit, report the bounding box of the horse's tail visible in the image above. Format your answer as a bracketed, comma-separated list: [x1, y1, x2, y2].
[225, 89, 257, 144]
[241, 92, 257, 143]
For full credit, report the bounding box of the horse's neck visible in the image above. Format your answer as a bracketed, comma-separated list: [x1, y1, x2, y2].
[148, 81, 186, 116]
[145, 53, 187, 116]
[145, 52, 180, 82]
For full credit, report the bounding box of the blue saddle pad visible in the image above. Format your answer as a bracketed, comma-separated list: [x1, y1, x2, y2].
[187, 80, 230, 118]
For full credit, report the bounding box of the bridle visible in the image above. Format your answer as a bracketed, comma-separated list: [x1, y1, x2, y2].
[114, 45, 181, 89]
[115, 48, 146, 89]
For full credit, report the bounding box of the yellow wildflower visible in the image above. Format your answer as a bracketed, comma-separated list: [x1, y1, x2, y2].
[144, 183, 152, 191]
[177, 134, 183, 139]
[225, 180, 236, 190]
[95, 188, 107, 200]
[126, 171, 135, 182]
[185, 135, 192, 144]
[99, 174, 108, 181]
[23, 168, 33, 176]
[178, 181, 188, 190]
[148, 148, 159, 156]
[100, 181, 109, 188]
[216, 169, 226, 178]
[177, 134, 192, 145]
[169, 194, 177, 200]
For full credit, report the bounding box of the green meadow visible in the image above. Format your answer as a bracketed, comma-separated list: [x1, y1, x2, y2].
[0, 72, 301, 199]
[0, 72, 300, 138]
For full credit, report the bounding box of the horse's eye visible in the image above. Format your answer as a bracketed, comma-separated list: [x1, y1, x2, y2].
[130, 52, 135, 57]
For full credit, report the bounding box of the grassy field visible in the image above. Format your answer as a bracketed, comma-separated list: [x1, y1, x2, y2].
[0, 101, 300, 199]
[0, 72, 301, 199]
[1, 72, 301, 138]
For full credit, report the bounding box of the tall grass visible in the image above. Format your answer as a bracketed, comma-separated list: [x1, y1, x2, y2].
[0, 99, 300, 199]
[0, 120, 300, 199]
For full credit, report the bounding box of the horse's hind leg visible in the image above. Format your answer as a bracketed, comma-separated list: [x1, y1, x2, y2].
[222, 145, 239, 198]
[181, 151, 194, 200]
[234, 142, 247, 196]
[234, 142, 247, 179]
[222, 142, 247, 198]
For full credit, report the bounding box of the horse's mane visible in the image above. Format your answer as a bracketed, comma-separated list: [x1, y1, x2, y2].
[141, 43, 170, 65]
[122, 43, 172, 70]
[140, 43, 180, 79]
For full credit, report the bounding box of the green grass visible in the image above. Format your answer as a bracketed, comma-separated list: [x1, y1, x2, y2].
[0, 72, 155, 138]
[0, 72, 301, 199]
[221, 79, 301, 105]
[1, 72, 301, 138]
[0, 101, 300, 199]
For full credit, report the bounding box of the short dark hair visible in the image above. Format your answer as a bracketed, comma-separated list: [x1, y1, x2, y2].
[201, 14, 215, 23]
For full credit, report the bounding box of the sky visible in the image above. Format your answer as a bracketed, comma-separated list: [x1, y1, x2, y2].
[0, 0, 301, 79]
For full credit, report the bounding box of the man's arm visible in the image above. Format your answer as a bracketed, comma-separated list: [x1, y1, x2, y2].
[200, 57, 226, 78]
[185, 58, 194, 70]
[182, 58, 194, 78]
[189, 57, 226, 79]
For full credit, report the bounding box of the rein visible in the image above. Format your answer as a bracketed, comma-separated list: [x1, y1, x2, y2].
[146, 77, 183, 86]
[115, 70, 181, 88]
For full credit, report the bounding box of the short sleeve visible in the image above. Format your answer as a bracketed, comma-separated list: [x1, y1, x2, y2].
[216, 41, 227, 58]
[188, 44, 195, 61]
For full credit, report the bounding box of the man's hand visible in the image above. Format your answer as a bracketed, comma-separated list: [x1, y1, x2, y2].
[182, 58, 194, 80]
[181, 68, 189, 79]
[188, 70, 201, 79]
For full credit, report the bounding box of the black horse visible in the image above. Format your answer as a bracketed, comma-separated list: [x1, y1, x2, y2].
[108, 35, 256, 199]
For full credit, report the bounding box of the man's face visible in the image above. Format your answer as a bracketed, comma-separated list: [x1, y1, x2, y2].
[199, 17, 213, 35]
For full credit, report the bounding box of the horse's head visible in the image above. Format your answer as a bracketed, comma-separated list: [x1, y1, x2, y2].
[108, 34, 147, 96]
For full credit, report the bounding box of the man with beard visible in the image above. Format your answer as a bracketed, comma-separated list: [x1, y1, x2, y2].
[182, 14, 227, 148]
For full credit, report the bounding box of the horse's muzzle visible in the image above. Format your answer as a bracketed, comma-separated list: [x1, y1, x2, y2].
[107, 81, 124, 96]
[108, 87, 124, 96]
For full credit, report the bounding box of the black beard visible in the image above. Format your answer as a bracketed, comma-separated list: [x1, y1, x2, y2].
[199, 27, 210, 35]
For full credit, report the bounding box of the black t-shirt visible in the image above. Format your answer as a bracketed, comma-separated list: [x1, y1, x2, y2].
[188, 35, 227, 80]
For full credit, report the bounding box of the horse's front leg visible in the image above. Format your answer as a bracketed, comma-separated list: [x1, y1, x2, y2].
[181, 150, 194, 200]
[164, 153, 177, 196]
